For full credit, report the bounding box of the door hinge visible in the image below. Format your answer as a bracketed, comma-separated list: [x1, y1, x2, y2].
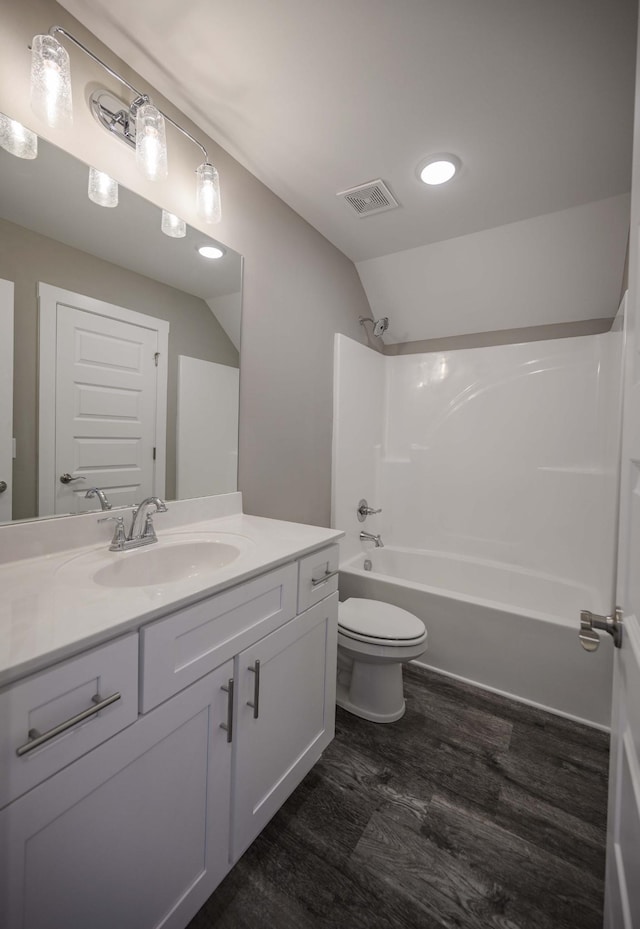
[154, 352, 160, 367]
[153, 447, 156, 461]
[579, 607, 623, 651]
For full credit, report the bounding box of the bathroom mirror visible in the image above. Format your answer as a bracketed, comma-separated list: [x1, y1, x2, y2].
[0, 130, 242, 524]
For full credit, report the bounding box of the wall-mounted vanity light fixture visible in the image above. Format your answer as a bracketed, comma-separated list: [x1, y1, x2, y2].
[26, 25, 221, 233]
[161, 210, 186, 238]
[88, 165, 118, 207]
[0, 113, 38, 159]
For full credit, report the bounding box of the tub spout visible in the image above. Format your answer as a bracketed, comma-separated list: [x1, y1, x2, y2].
[360, 531, 384, 548]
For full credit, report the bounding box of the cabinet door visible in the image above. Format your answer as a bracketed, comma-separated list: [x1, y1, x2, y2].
[0, 661, 234, 929]
[232, 592, 338, 859]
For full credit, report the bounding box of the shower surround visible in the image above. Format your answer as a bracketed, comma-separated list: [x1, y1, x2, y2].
[332, 328, 623, 727]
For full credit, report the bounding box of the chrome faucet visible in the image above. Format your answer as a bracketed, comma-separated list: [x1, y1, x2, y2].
[129, 497, 168, 543]
[100, 497, 168, 551]
[85, 487, 112, 511]
[360, 530, 384, 548]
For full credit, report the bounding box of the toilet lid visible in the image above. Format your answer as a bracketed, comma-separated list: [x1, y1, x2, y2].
[338, 598, 426, 642]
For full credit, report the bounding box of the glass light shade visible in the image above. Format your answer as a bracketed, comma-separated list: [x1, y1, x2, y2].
[0, 115, 37, 159]
[88, 167, 118, 208]
[196, 162, 221, 224]
[135, 103, 168, 181]
[30, 34, 73, 129]
[161, 210, 186, 237]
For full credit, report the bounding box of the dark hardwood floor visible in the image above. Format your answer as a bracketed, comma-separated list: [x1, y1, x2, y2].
[188, 664, 609, 929]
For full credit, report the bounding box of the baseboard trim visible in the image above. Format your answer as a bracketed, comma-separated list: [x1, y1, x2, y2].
[410, 658, 611, 733]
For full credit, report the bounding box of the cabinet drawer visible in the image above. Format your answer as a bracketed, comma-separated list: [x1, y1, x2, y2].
[140, 563, 297, 712]
[0, 634, 138, 809]
[297, 544, 340, 613]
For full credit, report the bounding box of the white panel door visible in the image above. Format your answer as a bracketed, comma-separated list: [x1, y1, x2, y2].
[55, 305, 158, 514]
[0, 279, 13, 522]
[38, 284, 169, 515]
[176, 355, 239, 498]
[604, 16, 640, 924]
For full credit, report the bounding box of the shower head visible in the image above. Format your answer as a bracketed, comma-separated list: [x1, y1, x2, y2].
[359, 315, 389, 338]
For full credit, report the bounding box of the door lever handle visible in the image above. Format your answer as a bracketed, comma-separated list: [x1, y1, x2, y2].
[60, 473, 86, 484]
[579, 608, 623, 651]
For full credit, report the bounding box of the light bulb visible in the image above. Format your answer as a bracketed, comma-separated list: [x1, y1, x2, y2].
[30, 34, 73, 129]
[88, 167, 118, 208]
[0, 114, 37, 159]
[198, 245, 224, 259]
[196, 162, 221, 224]
[135, 103, 168, 181]
[161, 210, 186, 237]
[417, 154, 461, 186]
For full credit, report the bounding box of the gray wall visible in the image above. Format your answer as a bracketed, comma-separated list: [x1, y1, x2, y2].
[0, 216, 238, 519]
[0, 0, 374, 527]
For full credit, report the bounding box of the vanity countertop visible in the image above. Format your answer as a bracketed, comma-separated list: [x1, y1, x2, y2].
[0, 512, 343, 688]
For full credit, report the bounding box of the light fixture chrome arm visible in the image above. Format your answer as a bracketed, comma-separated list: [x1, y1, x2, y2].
[49, 25, 142, 99]
[47, 25, 210, 164]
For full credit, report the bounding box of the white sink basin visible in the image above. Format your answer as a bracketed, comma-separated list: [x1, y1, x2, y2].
[56, 532, 251, 589]
[93, 540, 242, 588]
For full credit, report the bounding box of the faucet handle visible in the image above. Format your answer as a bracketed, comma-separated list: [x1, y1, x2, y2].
[141, 513, 158, 542]
[98, 514, 127, 551]
[357, 499, 382, 521]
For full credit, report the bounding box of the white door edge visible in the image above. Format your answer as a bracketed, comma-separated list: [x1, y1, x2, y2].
[0, 278, 14, 523]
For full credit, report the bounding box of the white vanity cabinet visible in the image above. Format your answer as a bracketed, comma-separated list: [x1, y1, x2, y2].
[0, 542, 339, 929]
[0, 660, 234, 929]
[232, 591, 338, 858]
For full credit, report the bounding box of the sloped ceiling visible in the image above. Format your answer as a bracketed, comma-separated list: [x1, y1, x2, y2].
[57, 0, 637, 336]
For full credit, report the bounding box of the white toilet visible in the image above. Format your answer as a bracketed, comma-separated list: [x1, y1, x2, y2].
[336, 598, 427, 723]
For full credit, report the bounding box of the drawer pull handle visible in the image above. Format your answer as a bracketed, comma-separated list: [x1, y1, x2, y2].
[247, 659, 260, 719]
[16, 692, 121, 757]
[311, 569, 338, 588]
[220, 678, 234, 743]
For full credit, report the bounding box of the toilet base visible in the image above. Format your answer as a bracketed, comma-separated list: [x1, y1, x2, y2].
[336, 658, 406, 723]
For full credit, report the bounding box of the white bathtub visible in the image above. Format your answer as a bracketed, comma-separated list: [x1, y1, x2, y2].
[338, 548, 613, 728]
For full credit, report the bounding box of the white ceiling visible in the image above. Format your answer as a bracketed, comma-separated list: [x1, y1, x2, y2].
[58, 0, 637, 266]
[0, 138, 242, 300]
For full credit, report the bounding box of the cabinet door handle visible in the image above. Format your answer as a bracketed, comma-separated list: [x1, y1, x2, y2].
[16, 692, 121, 757]
[220, 678, 234, 743]
[247, 659, 260, 719]
[311, 569, 338, 588]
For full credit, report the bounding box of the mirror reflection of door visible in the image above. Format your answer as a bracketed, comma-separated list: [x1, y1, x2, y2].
[38, 284, 169, 516]
[0, 279, 14, 522]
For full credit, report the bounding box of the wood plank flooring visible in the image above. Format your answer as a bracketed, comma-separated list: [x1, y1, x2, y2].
[187, 664, 609, 929]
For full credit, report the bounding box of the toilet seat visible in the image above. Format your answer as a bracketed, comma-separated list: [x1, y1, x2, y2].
[338, 598, 427, 647]
[336, 598, 428, 723]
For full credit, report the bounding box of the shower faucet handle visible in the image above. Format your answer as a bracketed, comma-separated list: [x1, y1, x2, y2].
[357, 498, 382, 522]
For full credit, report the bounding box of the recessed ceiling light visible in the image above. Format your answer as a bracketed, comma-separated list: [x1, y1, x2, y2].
[417, 154, 461, 186]
[197, 245, 224, 259]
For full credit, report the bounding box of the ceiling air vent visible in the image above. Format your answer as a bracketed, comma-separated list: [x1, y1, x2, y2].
[336, 179, 399, 217]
